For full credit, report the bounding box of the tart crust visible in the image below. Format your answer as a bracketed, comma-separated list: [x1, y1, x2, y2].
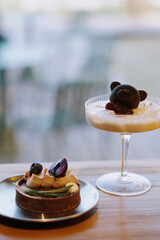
[15, 178, 81, 213]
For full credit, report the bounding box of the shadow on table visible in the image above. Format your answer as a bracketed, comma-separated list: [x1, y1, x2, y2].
[0, 207, 97, 229]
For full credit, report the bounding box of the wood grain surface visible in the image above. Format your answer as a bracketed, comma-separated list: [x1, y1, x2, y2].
[0, 160, 160, 240]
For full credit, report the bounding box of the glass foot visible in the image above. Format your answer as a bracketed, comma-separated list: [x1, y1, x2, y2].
[96, 172, 151, 196]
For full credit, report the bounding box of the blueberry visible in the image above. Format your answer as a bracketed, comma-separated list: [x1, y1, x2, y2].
[30, 163, 43, 175]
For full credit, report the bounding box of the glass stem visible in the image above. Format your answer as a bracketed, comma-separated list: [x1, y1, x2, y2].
[120, 134, 131, 181]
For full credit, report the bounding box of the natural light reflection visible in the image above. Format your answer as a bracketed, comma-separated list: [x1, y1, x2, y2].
[0, 0, 125, 11]
[0, 0, 160, 12]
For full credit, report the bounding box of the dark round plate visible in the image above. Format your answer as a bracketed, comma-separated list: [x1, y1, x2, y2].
[0, 175, 99, 223]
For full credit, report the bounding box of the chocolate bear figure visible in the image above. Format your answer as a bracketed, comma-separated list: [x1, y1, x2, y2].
[105, 81, 147, 114]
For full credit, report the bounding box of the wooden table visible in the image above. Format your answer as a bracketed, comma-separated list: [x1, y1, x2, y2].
[0, 159, 160, 240]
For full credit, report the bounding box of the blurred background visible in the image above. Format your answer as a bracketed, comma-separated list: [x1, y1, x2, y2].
[0, 0, 160, 163]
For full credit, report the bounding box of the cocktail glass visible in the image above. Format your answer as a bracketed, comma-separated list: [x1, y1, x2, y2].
[85, 95, 160, 196]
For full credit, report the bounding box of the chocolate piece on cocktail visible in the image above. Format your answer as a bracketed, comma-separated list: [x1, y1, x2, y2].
[105, 81, 147, 114]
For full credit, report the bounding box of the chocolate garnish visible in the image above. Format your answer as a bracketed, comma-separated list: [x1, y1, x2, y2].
[106, 81, 147, 114]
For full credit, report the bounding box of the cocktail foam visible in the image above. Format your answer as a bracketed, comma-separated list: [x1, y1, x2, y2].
[86, 99, 160, 133]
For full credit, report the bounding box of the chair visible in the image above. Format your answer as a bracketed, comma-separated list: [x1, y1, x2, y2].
[53, 79, 108, 129]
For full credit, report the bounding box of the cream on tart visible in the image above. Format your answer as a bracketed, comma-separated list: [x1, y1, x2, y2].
[14, 158, 81, 213]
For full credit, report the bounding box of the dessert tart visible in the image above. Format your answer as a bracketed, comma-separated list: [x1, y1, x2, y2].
[14, 158, 81, 213]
